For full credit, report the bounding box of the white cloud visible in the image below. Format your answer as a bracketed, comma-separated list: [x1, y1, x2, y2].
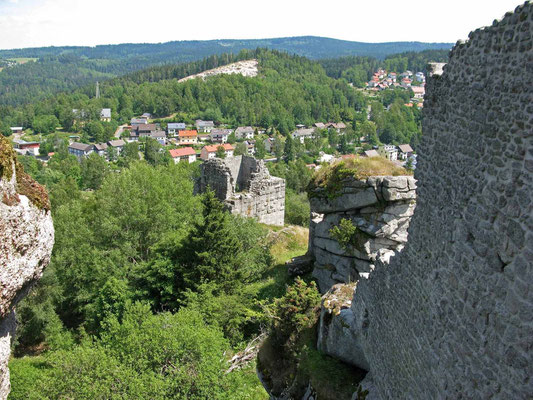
[0, 0, 524, 49]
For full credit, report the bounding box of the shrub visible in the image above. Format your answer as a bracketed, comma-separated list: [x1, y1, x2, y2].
[268, 278, 321, 348]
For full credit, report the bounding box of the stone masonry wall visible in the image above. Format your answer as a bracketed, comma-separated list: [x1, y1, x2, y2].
[197, 155, 285, 226]
[315, 4, 532, 399]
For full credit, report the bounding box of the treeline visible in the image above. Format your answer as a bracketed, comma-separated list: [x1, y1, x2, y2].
[0, 58, 115, 106]
[383, 49, 450, 74]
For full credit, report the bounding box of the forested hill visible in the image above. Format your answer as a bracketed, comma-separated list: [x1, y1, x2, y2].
[0, 36, 452, 61]
[0, 49, 369, 136]
[0, 36, 451, 107]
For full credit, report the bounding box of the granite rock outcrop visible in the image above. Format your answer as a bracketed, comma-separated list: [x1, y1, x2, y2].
[308, 176, 416, 292]
[0, 137, 54, 399]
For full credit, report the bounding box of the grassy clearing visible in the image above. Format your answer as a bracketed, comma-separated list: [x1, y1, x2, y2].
[310, 156, 411, 198]
[8, 58, 38, 64]
[268, 225, 308, 264]
[22, 130, 76, 142]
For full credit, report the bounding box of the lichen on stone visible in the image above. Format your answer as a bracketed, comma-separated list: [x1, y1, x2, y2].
[14, 162, 50, 211]
[0, 136, 50, 211]
[0, 136, 16, 181]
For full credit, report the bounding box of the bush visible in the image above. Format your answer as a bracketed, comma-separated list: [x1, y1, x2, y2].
[285, 189, 310, 226]
[268, 278, 321, 348]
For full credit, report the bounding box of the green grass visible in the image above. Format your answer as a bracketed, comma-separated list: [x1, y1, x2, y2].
[7, 58, 38, 64]
[22, 130, 76, 143]
[310, 156, 411, 198]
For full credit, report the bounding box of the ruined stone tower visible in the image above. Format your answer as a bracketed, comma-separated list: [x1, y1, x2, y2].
[197, 155, 286, 226]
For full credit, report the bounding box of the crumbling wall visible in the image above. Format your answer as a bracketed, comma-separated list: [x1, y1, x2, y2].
[0, 137, 54, 399]
[197, 155, 285, 226]
[314, 4, 532, 399]
[308, 176, 416, 292]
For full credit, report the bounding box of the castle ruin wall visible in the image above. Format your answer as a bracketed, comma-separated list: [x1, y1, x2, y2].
[313, 4, 532, 398]
[197, 155, 285, 226]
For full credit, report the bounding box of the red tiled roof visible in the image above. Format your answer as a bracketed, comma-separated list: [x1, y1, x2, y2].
[203, 143, 234, 153]
[178, 130, 198, 137]
[169, 147, 196, 157]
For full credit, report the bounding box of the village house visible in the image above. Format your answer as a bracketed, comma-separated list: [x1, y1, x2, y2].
[107, 139, 126, 155]
[210, 129, 233, 143]
[318, 153, 335, 163]
[243, 140, 255, 155]
[12, 139, 40, 156]
[94, 143, 108, 157]
[178, 130, 198, 145]
[195, 120, 215, 133]
[264, 137, 280, 153]
[100, 108, 111, 122]
[130, 118, 148, 125]
[328, 122, 346, 132]
[314, 122, 326, 129]
[235, 126, 254, 140]
[200, 143, 234, 160]
[401, 77, 412, 88]
[10, 127, 23, 135]
[169, 147, 197, 164]
[129, 124, 158, 141]
[398, 144, 414, 160]
[363, 149, 380, 158]
[167, 123, 186, 136]
[198, 133, 211, 142]
[411, 86, 425, 100]
[378, 144, 398, 161]
[141, 113, 152, 119]
[68, 142, 94, 158]
[150, 131, 167, 145]
[291, 128, 315, 144]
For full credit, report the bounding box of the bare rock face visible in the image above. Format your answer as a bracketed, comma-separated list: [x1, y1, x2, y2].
[0, 137, 54, 399]
[308, 176, 416, 292]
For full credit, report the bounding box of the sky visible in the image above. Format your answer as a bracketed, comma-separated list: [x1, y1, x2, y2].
[0, 0, 524, 50]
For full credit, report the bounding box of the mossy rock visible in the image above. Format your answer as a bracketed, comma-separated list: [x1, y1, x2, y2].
[308, 156, 411, 199]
